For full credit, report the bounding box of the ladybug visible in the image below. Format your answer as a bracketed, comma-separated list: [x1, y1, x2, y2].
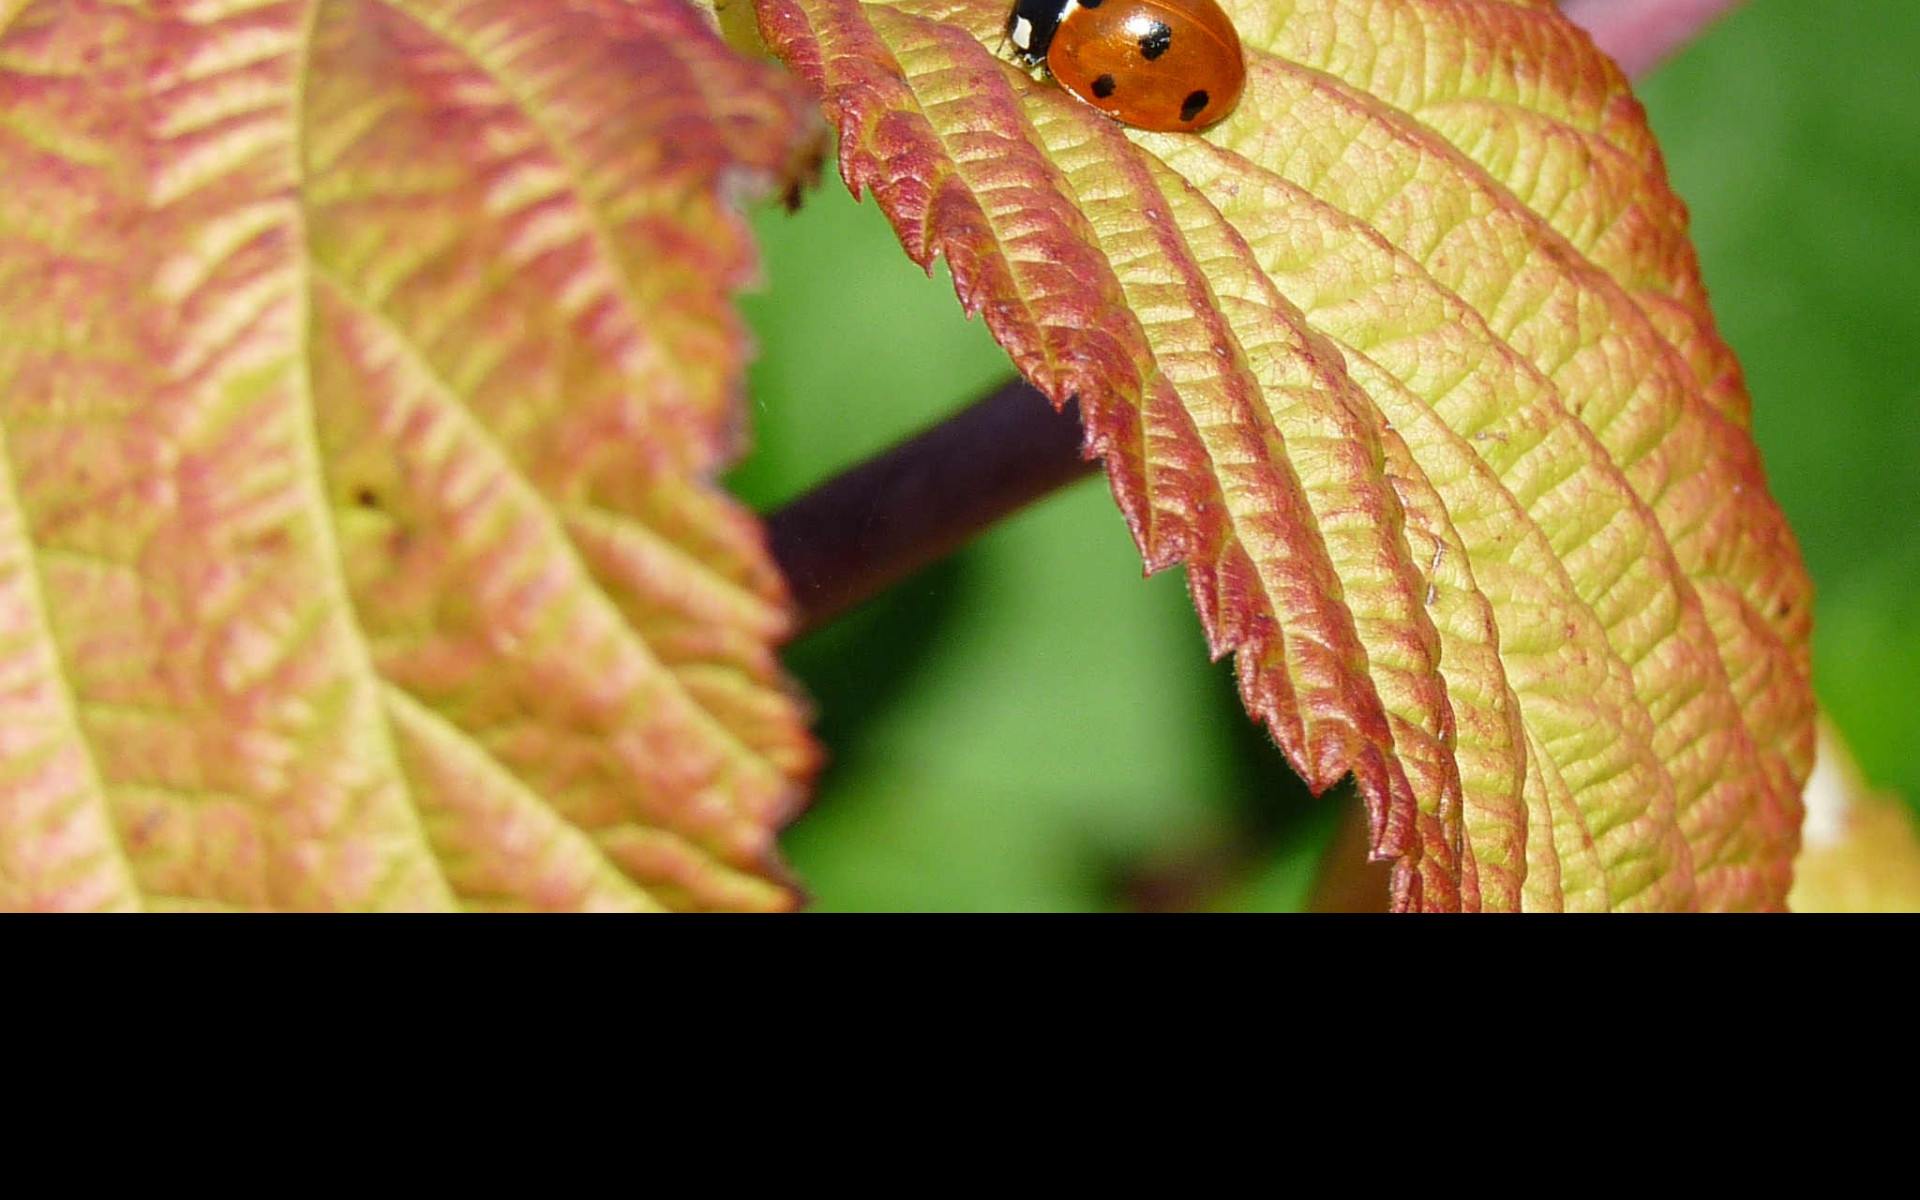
[1006, 0, 1246, 133]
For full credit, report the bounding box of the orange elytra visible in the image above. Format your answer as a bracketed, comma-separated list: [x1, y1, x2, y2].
[1007, 0, 1247, 133]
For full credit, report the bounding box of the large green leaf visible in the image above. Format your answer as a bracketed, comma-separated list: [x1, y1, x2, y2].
[0, 0, 820, 910]
[759, 0, 1814, 910]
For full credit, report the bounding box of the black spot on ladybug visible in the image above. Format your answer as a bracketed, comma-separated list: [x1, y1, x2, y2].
[1139, 21, 1172, 60]
[1081, 0, 1104, 7]
[1180, 89, 1209, 122]
[1092, 73, 1117, 98]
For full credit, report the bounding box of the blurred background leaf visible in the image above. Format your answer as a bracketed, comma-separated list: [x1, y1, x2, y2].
[731, 0, 1920, 910]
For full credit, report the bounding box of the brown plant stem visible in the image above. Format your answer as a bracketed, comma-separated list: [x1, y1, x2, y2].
[766, 380, 1095, 633]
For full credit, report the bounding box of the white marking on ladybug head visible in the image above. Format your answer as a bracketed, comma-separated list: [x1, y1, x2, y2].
[1012, 15, 1033, 49]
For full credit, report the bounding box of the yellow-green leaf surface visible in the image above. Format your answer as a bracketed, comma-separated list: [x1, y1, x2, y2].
[1790, 718, 1920, 914]
[0, 0, 821, 910]
[760, 0, 1814, 910]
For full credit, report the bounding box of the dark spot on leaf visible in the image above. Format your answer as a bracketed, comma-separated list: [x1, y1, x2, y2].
[1140, 22, 1172, 60]
[1092, 73, 1116, 99]
[355, 487, 379, 509]
[1180, 89, 1209, 122]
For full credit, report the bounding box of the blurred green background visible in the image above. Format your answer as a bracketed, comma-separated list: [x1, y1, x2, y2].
[728, 0, 1920, 910]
